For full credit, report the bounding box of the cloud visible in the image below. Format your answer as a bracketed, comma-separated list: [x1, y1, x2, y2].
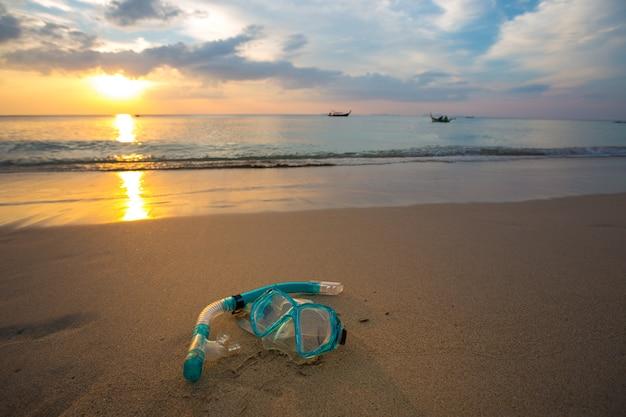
[0, 4, 95, 49]
[330, 72, 473, 102]
[95, 37, 153, 53]
[201, 0, 458, 76]
[507, 83, 549, 94]
[0, 3, 22, 43]
[0, 23, 473, 102]
[35, 22, 98, 49]
[282, 33, 307, 54]
[412, 70, 453, 86]
[431, 0, 493, 31]
[1, 25, 337, 84]
[485, 0, 626, 88]
[105, 0, 181, 26]
[30, 0, 73, 13]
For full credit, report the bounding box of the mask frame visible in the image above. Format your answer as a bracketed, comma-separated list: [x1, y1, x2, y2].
[249, 289, 344, 358]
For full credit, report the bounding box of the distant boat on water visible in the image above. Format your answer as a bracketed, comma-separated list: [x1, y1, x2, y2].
[328, 110, 351, 117]
[430, 113, 453, 123]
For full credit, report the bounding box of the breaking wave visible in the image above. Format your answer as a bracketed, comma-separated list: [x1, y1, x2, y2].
[2, 140, 626, 172]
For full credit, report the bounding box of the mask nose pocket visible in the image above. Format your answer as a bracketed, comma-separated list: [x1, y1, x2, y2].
[261, 317, 297, 357]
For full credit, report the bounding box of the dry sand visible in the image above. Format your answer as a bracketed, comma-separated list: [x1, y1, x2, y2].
[1, 194, 625, 417]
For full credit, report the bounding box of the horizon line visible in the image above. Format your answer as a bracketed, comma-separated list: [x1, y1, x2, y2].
[0, 113, 623, 122]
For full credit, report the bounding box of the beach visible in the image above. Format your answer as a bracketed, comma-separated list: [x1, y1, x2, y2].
[1, 194, 624, 417]
[2, 0, 626, 415]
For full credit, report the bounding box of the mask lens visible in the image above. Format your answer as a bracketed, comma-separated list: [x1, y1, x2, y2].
[299, 307, 333, 354]
[252, 291, 294, 334]
[262, 317, 297, 356]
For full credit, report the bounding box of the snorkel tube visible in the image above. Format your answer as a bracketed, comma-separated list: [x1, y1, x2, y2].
[183, 281, 343, 382]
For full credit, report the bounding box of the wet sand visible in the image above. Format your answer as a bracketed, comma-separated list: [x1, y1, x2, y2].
[1, 194, 625, 416]
[4, 157, 626, 228]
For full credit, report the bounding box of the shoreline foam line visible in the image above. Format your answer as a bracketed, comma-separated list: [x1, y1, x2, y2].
[2, 144, 626, 173]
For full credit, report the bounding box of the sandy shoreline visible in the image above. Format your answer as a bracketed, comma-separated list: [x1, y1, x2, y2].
[1, 194, 625, 416]
[3, 157, 626, 228]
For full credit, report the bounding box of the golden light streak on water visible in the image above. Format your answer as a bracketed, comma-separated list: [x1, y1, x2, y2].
[114, 114, 136, 143]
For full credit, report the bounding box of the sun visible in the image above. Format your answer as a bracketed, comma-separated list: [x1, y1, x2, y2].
[88, 74, 151, 100]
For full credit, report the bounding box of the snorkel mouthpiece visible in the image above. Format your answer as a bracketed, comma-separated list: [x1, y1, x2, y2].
[183, 324, 210, 382]
[183, 346, 205, 382]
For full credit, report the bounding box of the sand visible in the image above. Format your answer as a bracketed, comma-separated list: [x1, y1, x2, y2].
[0, 194, 625, 417]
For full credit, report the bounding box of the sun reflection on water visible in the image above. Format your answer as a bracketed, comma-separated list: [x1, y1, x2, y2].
[114, 114, 136, 143]
[118, 171, 150, 221]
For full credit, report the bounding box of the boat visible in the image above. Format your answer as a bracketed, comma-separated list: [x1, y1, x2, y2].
[430, 113, 453, 123]
[328, 110, 351, 117]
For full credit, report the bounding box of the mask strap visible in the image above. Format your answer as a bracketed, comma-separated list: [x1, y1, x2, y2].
[339, 329, 347, 345]
[231, 294, 245, 312]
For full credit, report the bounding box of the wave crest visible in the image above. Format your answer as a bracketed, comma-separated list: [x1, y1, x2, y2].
[2, 142, 626, 172]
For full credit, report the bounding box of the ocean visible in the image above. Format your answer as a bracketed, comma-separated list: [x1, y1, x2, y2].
[2, 114, 626, 172]
[1, 114, 626, 226]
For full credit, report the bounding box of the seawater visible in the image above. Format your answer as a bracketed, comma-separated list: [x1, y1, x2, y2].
[2, 115, 626, 226]
[1, 115, 626, 172]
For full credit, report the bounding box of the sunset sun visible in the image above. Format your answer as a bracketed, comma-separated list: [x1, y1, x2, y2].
[88, 74, 151, 100]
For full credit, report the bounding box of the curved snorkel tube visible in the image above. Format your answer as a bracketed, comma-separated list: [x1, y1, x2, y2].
[183, 281, 343, 382]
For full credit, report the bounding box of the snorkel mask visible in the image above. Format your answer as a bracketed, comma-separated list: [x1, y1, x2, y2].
[183, 281, 346, 382]
[240, 289, 346, 361]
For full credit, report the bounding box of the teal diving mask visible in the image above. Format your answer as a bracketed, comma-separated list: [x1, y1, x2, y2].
[183, 281, 346, 382]
[246, 289, 347, 359]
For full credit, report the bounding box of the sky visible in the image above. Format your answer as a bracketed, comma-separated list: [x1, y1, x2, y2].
[0, 0, 625, 118]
